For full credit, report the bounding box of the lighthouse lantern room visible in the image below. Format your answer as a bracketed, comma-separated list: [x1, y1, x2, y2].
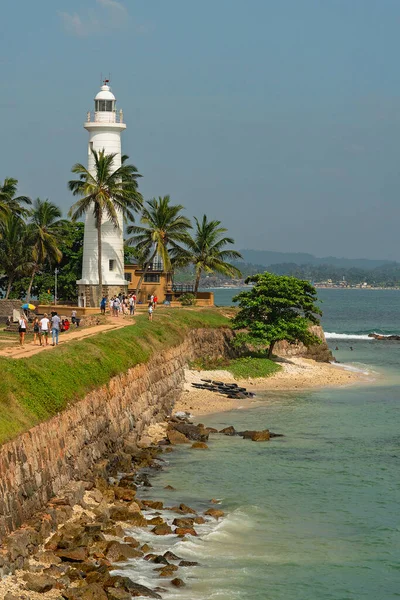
[77, 81, 128, 307]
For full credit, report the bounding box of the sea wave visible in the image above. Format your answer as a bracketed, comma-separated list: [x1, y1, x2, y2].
[325, 332, 373, 340]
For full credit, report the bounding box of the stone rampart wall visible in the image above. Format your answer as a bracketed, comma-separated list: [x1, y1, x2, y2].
[0, 328, 235, 543]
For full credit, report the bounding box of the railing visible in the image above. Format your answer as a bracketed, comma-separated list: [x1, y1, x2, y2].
[147, 262, 164, 271]
[86, 110, 124, 124]
[172, 284, 195, 293]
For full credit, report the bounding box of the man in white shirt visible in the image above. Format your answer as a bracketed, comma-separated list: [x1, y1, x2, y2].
[40, 313, 50, 346]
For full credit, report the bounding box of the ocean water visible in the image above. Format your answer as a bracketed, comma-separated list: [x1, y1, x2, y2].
[122, 289, 400, 599]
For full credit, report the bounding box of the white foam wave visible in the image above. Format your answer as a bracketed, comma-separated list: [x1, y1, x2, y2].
[325, 332, 373, 340]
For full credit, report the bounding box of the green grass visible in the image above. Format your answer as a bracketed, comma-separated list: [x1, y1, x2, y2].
[190, 354, 282, 379]
[0, 309, 229, 445]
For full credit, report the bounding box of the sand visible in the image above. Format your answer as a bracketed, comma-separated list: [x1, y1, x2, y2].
[176, 357, 371, 417]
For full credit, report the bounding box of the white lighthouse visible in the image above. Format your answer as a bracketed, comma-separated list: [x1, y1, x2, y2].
[77, 81, 128, 307]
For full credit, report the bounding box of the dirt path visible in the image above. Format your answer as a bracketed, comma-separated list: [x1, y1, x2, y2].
[0, 316, 133, 359]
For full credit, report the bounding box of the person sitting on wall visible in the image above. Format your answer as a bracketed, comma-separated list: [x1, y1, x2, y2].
[64, 318, 70, 331]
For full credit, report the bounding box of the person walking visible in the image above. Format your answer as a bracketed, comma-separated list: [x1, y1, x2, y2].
[40, 313, 50, 346]
[18, 314, 28, 346]
[153, 295, 158, 309]
[148, 302, 153, 321]
[33, 317, 42, 346]
[100, 296, 107, 315]
[51, 312, 61, 346]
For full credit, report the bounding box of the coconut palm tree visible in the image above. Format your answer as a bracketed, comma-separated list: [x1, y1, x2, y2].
[0, 214, 32, 298]
[25, 199, 66, 301]
[0, 177, 31, 222]
[68, 149, 143, 302]
[126, 196, 192, 299]
[184, 215, 243, 293]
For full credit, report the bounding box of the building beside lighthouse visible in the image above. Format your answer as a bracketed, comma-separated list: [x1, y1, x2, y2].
[77, 81, 128, 307]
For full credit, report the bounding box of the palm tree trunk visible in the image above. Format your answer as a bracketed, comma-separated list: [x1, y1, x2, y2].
[194, 268, 202, 294]
[135, 248, 158, 301]
[97, 222, 102, 307]
[26, 264, 38, 302]
[5, 276, 14, 299]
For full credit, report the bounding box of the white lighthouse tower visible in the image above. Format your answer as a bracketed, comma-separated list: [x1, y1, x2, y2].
[77, 80, 128, 307]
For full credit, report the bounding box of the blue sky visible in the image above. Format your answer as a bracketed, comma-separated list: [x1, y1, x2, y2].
[1, 0, 400, 259]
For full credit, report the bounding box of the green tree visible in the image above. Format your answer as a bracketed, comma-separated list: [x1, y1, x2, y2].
[232, 272, 322, 358]
[68, 149, 143, 302]
[26, 199, 66, 301]
[184, 215, 243, 293]
[126, 195, 192, 299]
[0, 177, 31, 222]
[0, 214, 32, 298]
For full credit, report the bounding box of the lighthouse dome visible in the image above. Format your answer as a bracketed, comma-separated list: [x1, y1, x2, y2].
[95, 84, 116, 102]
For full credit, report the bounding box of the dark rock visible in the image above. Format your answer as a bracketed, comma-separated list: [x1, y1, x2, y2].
[105, 541, 143, 562]
[152, 524, 172, 535]
[178, 503, 197, 514]
[205, 427, 219, 433]
[179, 560, 199, 566]
[114, 487, 136, 502]
[154, 555, 169, 565]
[155, 564, 179, 577]
[163, 551, 181, 561]
[204, 508, 224, 519]
[167, 429, 190, 445]
[104, 575, 162, 598]
[107, 589, 132, 600]
[191, 442, 209, 449]
[23, 573, 55, 593]
[56, 547, 88, 562]
[170, 423, 209, 442]
[172, 517, 195, 528]
[175, 527, 197, 536]
[142, 500, 163, 510]
[171, 577, 186, 587]
[219, 426, 236, 436]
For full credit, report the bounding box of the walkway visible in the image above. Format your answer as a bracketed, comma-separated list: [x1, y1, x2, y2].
[0, 316, 134, 360]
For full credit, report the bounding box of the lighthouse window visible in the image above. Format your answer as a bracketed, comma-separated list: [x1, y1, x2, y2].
[109, 259, 115, 271]
[95, 100, 114, 112]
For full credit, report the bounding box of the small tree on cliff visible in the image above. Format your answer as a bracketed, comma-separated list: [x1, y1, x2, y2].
[232, 272, 322, 358]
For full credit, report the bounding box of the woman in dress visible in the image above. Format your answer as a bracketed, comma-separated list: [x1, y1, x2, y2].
[33, 317, 42, 346]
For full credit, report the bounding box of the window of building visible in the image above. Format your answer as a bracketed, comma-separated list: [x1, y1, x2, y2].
[95, 100, 114, 112]
[144, 274, 160, 283]
[109, 259, 115, 271]
[124, 272, 132, 282]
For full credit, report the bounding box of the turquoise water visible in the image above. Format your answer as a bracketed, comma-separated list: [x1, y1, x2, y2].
[123, 289, 400, 599]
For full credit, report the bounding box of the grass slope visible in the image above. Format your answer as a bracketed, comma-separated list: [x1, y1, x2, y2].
[0, 309, 229, 445]
[190, 354, 282, 379]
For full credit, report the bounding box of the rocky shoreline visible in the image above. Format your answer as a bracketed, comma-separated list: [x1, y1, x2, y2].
[0, 411, 278, 599]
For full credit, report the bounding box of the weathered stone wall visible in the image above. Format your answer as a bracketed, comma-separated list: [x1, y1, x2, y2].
[0, 328, 235, 543]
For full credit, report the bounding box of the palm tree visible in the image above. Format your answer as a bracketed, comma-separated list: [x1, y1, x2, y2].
[0, 177, 31, 221]
[126, 196, 192, 299]
[184, 215, 243, 293]
[68, 149, 143, 302]
[25, 199, 66, 301]
[0, 214, 32, 298]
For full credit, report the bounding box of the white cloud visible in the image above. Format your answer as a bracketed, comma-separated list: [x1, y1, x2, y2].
[59, 0, 128, 37]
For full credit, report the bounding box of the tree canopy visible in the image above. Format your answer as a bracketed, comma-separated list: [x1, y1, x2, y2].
[232, 272, 322, 357]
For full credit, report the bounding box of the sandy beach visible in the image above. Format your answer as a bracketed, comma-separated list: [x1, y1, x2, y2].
[176, 357, 371, 417]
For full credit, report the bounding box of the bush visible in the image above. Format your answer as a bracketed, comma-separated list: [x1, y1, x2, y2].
[38, 292, 53, 304]
[180, 293, 197, 306]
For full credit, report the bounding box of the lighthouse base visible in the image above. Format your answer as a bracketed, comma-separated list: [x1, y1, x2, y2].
[77, 283, 128, 308]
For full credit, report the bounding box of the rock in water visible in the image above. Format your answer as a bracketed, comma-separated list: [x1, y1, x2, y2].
[251, 430, 270, 441]
[204, 508, 225, 519]
[171, 577, 186, 587]
[219, 426, 236, 436]
[191, 441, 209, 449]
[167, 429, 190, 445]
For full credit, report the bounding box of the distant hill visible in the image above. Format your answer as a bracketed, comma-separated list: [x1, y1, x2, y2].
[239, 250, 397, 270]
